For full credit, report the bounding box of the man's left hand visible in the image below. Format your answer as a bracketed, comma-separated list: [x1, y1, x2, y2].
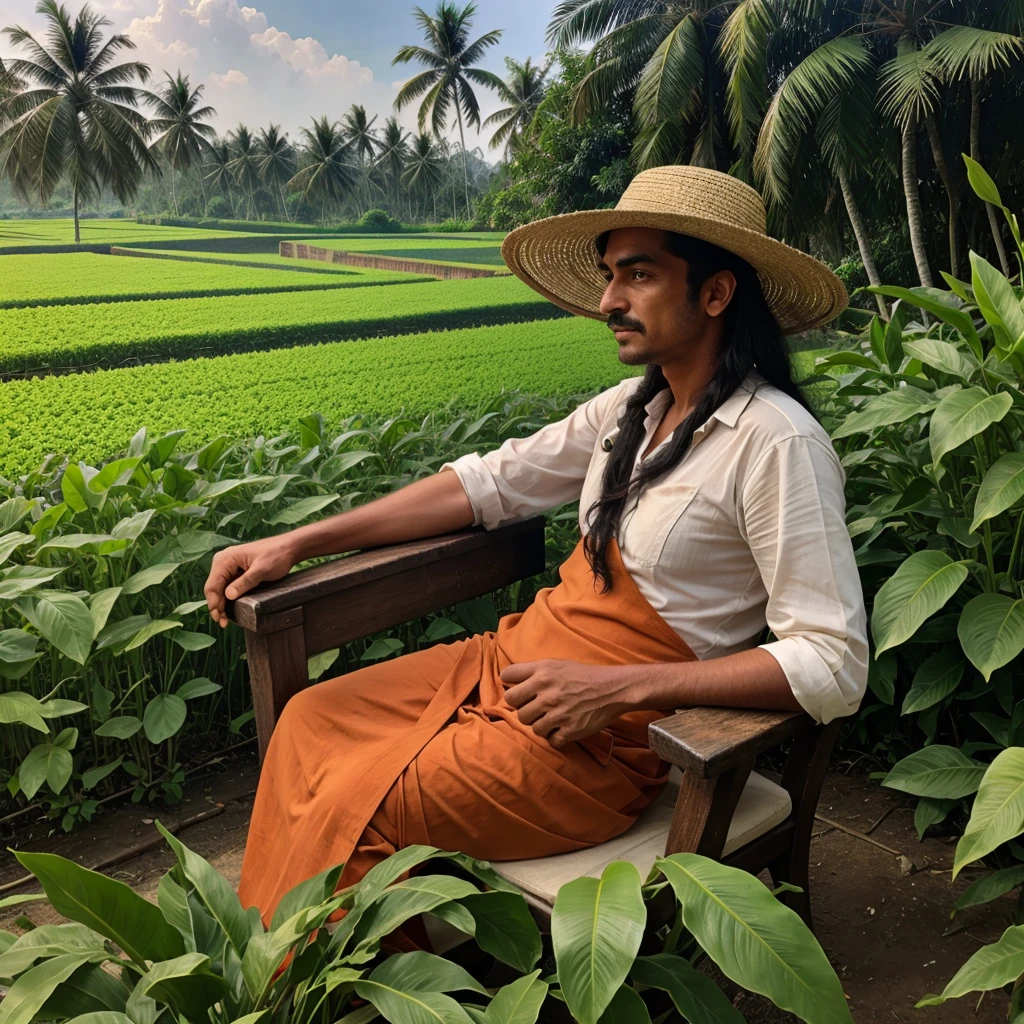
[499, 659, 638, 749]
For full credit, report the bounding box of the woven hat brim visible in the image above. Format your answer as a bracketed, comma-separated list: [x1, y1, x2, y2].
[500, 208, 848, 336]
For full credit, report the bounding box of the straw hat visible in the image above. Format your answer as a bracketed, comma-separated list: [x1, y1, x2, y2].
[500, 164, 847, 336]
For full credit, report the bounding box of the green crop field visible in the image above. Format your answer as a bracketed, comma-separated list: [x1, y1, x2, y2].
[0, 218, 267, 246]
[309, 236, 501, 252]
[2, 252, 432, 308]
[358, 246, 506, 266]
[0, 274, 565, 376]
[0, 317, 632, 475]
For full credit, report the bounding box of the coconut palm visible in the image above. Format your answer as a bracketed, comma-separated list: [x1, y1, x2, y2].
[546, 0, 739, 172]
[393, 1, 505, 216]
[402, 131, 446, 221]
[375, 115, 411, 218]
[226, 123, 261, 219]
[340, 104, 380, 214]
[204, 139, 236, 216]
[287, 115, 357, 224]
[255, 123, 295, 221]
[483, 55, 551, 155]
[142, 70, 216, 216]
[0, 0, 158, 242]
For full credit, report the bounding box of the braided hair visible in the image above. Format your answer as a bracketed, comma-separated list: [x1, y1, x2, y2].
[583, 230, 815, 592]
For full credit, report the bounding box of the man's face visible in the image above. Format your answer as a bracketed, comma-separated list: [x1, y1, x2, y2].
[595, 227, 724, 367]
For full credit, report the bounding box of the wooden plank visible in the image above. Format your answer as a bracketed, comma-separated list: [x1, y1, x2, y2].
[244, 623, 308, 763]
[648, 707, 810, 779]
[664, 756, 754, 857]
[231, 519, 544, 633]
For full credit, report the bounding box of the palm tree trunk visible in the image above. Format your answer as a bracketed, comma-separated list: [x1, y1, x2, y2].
[838, 166, 888, 319]
[971, 78, 1010, 276]
[198, 168, 209, 217]
[170, 164, 177, 216]
[924, 115, 960, 279]
[901, 117, 933, 288]
[454, 103, 470, 218]
[73, 182, 80, 244]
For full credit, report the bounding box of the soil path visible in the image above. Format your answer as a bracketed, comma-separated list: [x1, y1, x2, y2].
[1, 753, 1012, 1023]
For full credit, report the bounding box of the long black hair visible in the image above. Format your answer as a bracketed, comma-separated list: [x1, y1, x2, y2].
[583, 229, 815, 593]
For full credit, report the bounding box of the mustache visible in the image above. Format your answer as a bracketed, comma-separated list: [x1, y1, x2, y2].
[607, 312, 645, 334]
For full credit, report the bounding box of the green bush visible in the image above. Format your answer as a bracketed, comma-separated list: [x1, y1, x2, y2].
[1, 835, 849, 1024]
[357, 208, 402, 231]
[0, 276, 564, 377]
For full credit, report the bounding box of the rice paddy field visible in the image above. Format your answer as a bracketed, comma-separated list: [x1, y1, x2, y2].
[0, 217, 830, 477]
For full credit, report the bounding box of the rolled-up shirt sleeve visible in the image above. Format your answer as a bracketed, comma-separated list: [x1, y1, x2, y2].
[440, 379, 632, 530]
[739, 434, 869, 724]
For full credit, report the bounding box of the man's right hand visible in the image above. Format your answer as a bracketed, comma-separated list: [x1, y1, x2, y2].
[204, 536, 298, 628]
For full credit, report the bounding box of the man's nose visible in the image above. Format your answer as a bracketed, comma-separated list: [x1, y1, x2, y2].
[599, 278, 628, 317]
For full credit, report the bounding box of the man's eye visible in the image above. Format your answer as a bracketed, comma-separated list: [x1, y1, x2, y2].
[632, 270, 648, 281]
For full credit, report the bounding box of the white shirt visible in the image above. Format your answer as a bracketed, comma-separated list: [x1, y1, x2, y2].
[441, 372, 869, 725]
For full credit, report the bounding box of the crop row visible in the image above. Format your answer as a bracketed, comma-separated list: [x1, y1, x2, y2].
[357, 246, 506, 267]
[3, 252, 431, 308]
[0, 317, 634, 474]
[114, 248, 371, 274]
[0, 275, 562, 377]
[309, 235, 501, 252]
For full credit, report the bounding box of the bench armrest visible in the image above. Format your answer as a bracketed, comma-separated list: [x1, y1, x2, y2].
[648, 706, 813, 779]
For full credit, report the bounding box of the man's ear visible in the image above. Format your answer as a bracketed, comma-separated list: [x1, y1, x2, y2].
[703, 270, 738, 318]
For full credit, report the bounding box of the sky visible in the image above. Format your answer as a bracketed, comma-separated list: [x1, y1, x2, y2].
[0, 0, 557, 151]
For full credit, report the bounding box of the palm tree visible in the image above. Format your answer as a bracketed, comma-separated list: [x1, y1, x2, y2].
[226, 123, 261, 219]
[142, 70, 216, 216]
[255, 123, 295, 221]
[340, 104, 380, 215]
[547, 0, 739, 172]
[402, 132, 446, 221]
[0, 0, 158, 242]
[287, 115, 357, 224]
[204, 139, 236, 216]
[483, 56, 551, 155]
[393, 1, 504, 216]
[375, 116, 411, 218]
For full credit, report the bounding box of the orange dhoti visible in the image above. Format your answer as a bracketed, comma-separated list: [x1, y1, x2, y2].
[237, 537, 696, 924]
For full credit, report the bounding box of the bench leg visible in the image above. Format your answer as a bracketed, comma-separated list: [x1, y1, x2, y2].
[244, 623, 308, 764]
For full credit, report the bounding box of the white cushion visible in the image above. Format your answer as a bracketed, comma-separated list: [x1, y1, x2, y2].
[492, 770, 792, 905]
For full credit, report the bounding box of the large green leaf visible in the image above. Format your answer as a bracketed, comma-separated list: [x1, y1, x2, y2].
[901, 652, 965, 715]
[267, 494, 341, 526]
[88, 589, 122, 641]
[354, 951, 485, 1024]
[13, 852, 184, 964]
[655, 854, 853, 1024]
[0, 533, 34, 566]
[971, 453, 1024, 532]
[38, 961, 131, 1019]
[18, 742, 73, 798]
[0, 953, 107, 1024]
[953, 865, 1024, 914]
[631, 953, 745, 1024]
[869, 285, 982, 354]
[20, 592, 94, 665]
[143, 693, 187, 744]
[551, 861, 646, 1024]
[456, 892, 542, 974]
[953, 748, 1024, 878]
[958, 594, 1024, 681]
[929, 387, 1013, 467]
[881, 746, 986, 799]
[483, 971, 547, 1024]
[902, 339, 979, 382]
[870, 551, 969, 655]
[270, 862, 345, 930]
[0, 689, 47, 731]
[596, 985, 652, 1023]
[0, 628, 42, 681]
[354, 876, 480, 951]
[136, 952, 229, 1022]
[918, 924, 1024, 1007]
[120, 564, 179, 596]
[155, 821, 252, 957]
[63, 1014, 134, 1024]
[970, 251, 1024, 351]
[0, 923, 106, 977]
[123, 618, 182, 652]
[831, 387, 937, 439]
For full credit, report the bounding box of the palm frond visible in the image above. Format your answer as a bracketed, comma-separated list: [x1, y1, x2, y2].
[925, 25, 1024, 82]
[634, 13, 706, 128]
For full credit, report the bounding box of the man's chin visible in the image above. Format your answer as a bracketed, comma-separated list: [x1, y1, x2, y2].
[616, 343, 652, 366]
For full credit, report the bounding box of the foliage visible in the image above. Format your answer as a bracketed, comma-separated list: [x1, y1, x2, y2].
[0, 832, 850, 1024]
[1, 252, 410, 309]
[810, 162, 1024, 836]
[0, 390, 607, 819]
[0, 275, 562, 377]
[0, 325, 827, 479]
[357, 208, 402, 231]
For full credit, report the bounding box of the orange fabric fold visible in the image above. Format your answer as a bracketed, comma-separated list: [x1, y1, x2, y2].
[237, 536, 696, 925]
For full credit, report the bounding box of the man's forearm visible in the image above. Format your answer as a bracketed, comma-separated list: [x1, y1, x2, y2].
[620, 647, 803, 714]
[283, 468, 475, 562]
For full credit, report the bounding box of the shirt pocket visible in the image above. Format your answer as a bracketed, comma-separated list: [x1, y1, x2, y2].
[621, 481, 701, 569]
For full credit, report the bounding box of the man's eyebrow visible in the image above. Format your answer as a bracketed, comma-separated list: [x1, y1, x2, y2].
[595, 253, 659, 272]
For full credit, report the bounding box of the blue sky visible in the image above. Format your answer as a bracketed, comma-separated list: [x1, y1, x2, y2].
[1, 0, 558, 149]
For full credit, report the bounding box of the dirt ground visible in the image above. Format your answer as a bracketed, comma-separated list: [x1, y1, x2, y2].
[0, 751, 1013, 1023]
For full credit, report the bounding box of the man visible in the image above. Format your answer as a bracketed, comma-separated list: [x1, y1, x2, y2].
[204, 165, 868, 924]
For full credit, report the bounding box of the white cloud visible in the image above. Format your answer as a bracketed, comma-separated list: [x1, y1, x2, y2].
[209, 68, 248, 87]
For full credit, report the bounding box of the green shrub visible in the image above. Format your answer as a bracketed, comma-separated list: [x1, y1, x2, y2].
[357, 208, 402, 231]
[0, 276, 564, 377]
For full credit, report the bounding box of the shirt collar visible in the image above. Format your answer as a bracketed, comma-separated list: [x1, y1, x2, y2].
[644, 371, 761, 439]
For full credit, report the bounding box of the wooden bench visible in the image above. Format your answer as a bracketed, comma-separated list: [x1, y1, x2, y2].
[227, 517, 838, 928]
